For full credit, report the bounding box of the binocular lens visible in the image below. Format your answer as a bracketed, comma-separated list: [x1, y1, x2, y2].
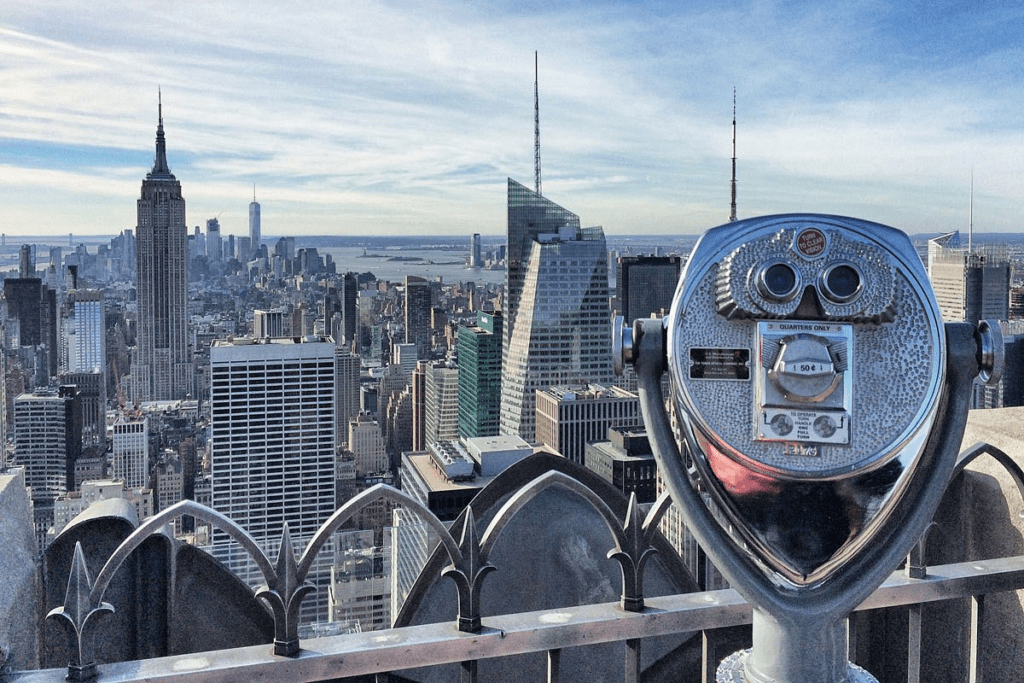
[822, 264, 861, 303]
[759, 262, 800, 301]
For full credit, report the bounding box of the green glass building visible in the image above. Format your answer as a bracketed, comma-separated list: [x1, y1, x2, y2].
[457, 311, 503, 438]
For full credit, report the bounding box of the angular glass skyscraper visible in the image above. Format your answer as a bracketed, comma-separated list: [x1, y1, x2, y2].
[133, 98, 190, 401]
[500, 179, 614, 442]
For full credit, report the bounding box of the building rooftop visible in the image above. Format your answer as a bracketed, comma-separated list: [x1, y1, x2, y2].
[541, 383, 637, 401]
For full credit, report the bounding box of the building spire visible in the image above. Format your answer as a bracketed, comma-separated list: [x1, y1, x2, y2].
[729, 88, 737, 222]
[152, 88, 171, 176]
[534, 51, 542, 196]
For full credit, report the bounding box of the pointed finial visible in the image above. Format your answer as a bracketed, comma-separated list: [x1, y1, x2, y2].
[158, 86, 163, 126]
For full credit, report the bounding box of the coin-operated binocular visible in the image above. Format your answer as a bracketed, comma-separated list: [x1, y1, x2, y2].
[615, 214, 1003, 683]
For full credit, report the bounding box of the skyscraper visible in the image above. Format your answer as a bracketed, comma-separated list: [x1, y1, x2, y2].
[457, 311, 502, 439]
[112, 414, 149, 489]
[471, 233, 483, 268]
[62, 290, 105, 374]
[424, 362, 459, 448]
[335, 347, 361, 450]
[503, 178, 581, 345]
[133, 96, 190, 401]
[206, 218, 222, 262]
[209, 336, 337, 623]
[404, 276, 433, 359]
[325, 272, 358, 348]
[928, 231, 1011, 323]
[249, 189, 261, 259]
[500, 181, 614, 441]
[616, 255, 682, 325]
[14, 385, 83, 546]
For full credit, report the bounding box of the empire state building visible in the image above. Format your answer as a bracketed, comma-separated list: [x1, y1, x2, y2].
[132, 97, 190, 401]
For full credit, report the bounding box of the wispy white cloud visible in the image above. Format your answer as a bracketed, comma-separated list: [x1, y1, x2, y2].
[1, 0, 1022, 237]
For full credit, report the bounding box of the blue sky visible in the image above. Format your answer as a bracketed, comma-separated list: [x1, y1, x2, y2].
[1, 0, 1021, 238]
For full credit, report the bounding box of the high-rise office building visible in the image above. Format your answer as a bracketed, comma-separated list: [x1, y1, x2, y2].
[335, 348, 361, 450]
[3, 279, 57, 382]
[206, 218, 222, 262]
[13, 385, 83, 546]
[59, 371, 105, 448]
[457, 311, 503, 439]
[471, 233, 483, 268]
[249, 191, 261, 258]
[404, 276, 433, 359]
[535, 384, 640, 466]
[325, 273, 358, 348]
[133, 97, 190, 402]
[616, 255, 682, 325]
[503, 178, 581, 345]
[209, 336, 336, 624]
[62, 290, 105, 374]
[500, 181, 614, 441]
[348, 411, 388, 476]
[424, 362, 459, 448]
[411, 361, 428, 452]
[112, 414, 149, 489]
[928, 231, 1011, 323]
[19, 244, 34, 278]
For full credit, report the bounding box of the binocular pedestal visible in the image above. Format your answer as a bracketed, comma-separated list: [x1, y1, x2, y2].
[616, 213, 1003, 683]
[717, 613, 875, 682]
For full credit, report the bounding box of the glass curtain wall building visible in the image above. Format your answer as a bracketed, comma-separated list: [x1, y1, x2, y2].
[500, 180, 614, 441]
[457, 311, 502, 439]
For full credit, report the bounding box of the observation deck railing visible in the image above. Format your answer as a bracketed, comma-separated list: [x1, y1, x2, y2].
[9, 442, 1024, 683]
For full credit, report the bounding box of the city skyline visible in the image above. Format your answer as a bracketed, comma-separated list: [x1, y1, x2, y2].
[2, 1, 1022, 238]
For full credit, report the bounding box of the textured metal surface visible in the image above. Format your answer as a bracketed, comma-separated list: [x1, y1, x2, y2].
[663, 214, 952, 587]
[715, 650, 879, 683]
[633, 212, 985, 682]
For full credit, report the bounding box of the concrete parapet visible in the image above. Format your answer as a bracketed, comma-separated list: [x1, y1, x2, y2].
[0, 472, 40, 671]
[852, 407, 1024, 682]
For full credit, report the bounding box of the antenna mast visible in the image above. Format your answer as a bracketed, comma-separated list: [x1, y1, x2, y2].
[729, 88, 737, 222]
[534, 51, 542, 196]
[968, 168, 974, 253]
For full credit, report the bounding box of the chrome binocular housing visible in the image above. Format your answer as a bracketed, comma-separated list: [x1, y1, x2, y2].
[616, 213, 1003, 682]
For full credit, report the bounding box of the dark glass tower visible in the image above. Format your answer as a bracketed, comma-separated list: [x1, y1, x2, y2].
[616, 255, 682, 325]
[405, 275, 433, 359]
[133, 96, 189, 401]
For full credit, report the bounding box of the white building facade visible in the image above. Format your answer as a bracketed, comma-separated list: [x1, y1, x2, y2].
[209, 336, 337, 625]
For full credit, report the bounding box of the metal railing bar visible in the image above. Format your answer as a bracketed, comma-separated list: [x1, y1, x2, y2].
[11, 555, 1024, 683]
[907, 603, 922, 683]
[547, 648, 560, 683]
[701, 630, 717, 683]
[858, 556, 1024, 610]
[970, 594, 985, 683]
[624, 638, 641, 683]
